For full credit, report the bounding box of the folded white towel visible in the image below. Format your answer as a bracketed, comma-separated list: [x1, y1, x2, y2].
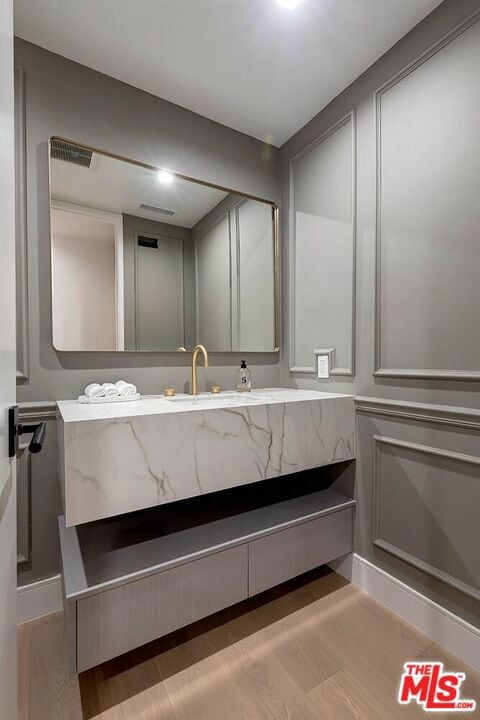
[115, 380, 137, 396]
[84, 383, 106, 398]
[102, 382, 120, 397]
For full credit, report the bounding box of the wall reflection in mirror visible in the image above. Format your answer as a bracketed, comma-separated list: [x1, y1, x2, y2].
[49, 138, 278, 352]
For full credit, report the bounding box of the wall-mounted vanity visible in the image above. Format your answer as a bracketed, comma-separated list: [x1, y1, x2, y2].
[50, 137, 356, 674]
[57, 388, 355, 672]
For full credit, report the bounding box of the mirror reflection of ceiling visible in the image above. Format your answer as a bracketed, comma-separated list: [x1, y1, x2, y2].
[50, 151, 228, 228]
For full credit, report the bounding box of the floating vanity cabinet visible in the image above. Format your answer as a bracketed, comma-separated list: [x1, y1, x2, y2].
[59, 485, 355, 672]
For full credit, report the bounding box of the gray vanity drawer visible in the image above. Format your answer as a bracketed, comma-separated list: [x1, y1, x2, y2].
[248, 507, 353, 596]
[76, 545, 248, 671]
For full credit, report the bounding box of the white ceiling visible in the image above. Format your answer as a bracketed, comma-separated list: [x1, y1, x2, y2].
[50, 152, 228, 228]
[15, 0, 442, 146]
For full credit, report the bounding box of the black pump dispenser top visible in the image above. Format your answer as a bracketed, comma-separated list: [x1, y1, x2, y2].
[240, 360, 247, 369]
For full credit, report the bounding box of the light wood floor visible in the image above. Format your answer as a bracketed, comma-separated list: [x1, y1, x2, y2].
[18, 568, 480, 720]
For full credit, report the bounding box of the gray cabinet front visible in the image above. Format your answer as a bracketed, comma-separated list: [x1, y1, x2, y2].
[63, 500, 355, 672]
[76, 545, 248, 671]
[248, 508, 353, 596]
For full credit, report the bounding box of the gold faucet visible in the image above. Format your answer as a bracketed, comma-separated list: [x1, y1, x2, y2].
[177, 345, 209, 395]
[191, 344, 209, 395]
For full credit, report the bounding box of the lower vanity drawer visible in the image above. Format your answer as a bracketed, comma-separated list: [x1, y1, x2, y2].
[60, 485, 355, 672]
[76, 544, 248, 672]
[248, 507, 353, 596]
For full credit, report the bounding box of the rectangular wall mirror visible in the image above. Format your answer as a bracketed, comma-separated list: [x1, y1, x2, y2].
[48, 137, 279, 352]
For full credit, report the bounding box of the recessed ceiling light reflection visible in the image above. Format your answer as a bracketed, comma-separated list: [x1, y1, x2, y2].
[275, 0, 304, 9]
[157, 170, 174, 184]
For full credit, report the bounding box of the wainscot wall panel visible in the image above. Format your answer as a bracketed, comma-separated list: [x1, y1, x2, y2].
[280, 0, 480, 631]
[16, 442, 31, 565]
[374, 12, 480, 380]
[195, 213, 232, 350]
[355, 401, 480, 628]
[14, 66, 29, 385]
[372, 435, 480, 602]
[17, 403, 61, 586]
[289, 112, 356, 375]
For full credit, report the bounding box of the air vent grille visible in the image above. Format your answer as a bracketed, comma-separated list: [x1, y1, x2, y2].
[138, 235, 159, 249]
[139, 203, 176, 217]
[50, 139, 92, 167]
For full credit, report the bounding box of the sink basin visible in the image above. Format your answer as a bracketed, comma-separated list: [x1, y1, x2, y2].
[167, 391, 258, 405]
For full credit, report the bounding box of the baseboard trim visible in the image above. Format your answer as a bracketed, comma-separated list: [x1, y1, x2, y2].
[330, 553, 480, 672]
[17, 574, 63, 625]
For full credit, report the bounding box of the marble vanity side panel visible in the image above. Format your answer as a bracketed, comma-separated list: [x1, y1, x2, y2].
[63, 396, 355, 526]
[57, 412, 66, 511]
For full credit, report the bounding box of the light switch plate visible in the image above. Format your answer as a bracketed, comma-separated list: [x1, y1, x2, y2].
[317, 354, 329, 379]
[314, 348, 334, 379]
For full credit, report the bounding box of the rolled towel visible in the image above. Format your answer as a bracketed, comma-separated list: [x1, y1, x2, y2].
[102, 382, 120, 397]
[84, 383, 106, 398]
[115, 380, 137, 397]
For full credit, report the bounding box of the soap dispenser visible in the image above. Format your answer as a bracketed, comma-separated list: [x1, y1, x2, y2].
[237, 360, 252, 392]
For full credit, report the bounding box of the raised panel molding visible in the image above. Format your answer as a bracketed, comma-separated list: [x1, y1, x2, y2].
[17, 444, 31, 564]
[372, 434, 480, 602]
[15, 66, 29, 385]
[355, 396, 480, 431]
[374, 10, 480, 380]
[233, 200, 245, 350]
[194, 211, 232, 349]
[289, 111, 356, 376]
[134, 229, 184, 351]
[16, 403, 58, 567]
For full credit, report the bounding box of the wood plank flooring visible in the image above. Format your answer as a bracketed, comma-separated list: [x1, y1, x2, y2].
[18, 568, 480, 720]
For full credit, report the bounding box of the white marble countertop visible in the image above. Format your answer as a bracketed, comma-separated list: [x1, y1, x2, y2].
[58, 387, 355, 526]
[57, 388, 354, 423]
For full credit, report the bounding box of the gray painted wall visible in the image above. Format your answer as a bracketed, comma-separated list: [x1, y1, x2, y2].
[15, 39, 280, 585]
[16, 0, 480, 634]
[280, 0, 480, 628]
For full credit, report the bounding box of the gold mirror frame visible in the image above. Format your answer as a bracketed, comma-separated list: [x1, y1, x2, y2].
[48, 136, 280, 353]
